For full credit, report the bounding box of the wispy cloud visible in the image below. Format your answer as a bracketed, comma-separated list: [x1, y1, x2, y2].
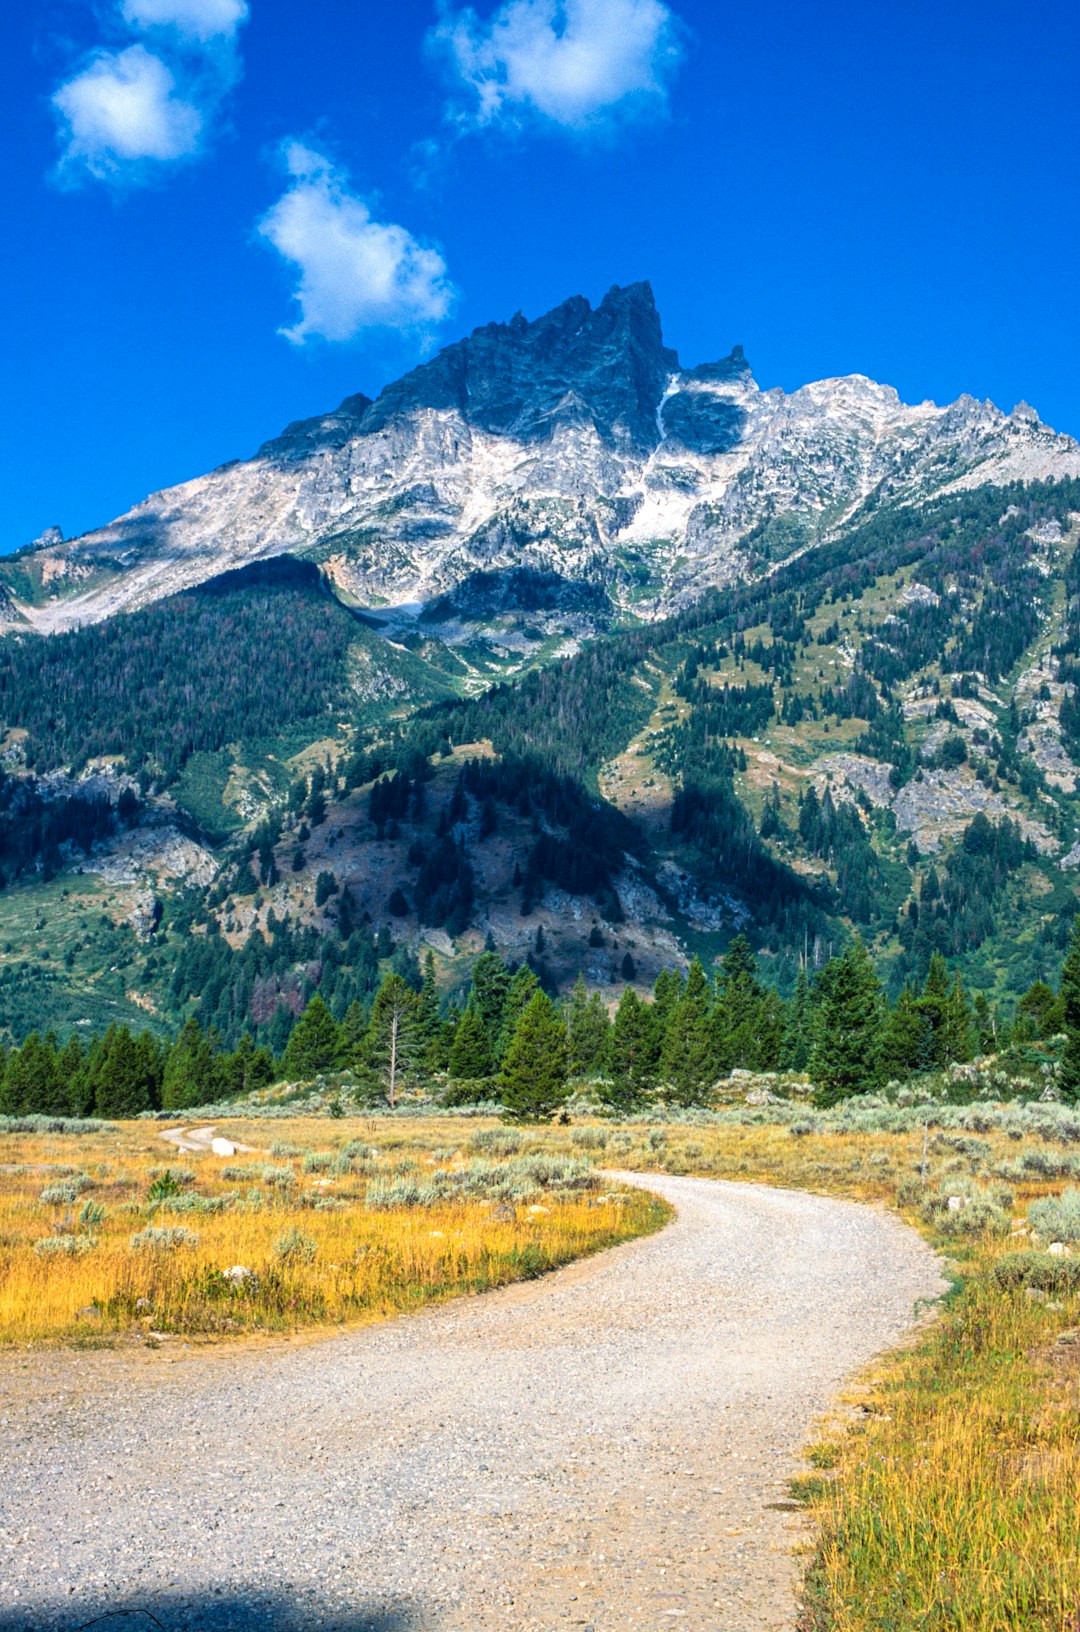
[257, 143, 456, 345]
[51, 0, 247, 184]
[429, 0, 683, 132]
[119, 0, 248, 43]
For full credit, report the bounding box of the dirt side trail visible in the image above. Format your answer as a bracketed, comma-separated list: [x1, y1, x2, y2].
[0, 1174, 944, 1631]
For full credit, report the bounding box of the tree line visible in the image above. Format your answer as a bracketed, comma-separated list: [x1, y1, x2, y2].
[8, 926, 1080, 1122]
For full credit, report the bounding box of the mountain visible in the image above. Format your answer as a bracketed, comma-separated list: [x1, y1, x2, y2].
[2, 283, 1080, 1055]
[6, 283, 1079, 637]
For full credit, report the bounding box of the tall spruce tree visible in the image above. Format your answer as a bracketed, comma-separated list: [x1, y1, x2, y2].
[1059, 916, 1080, 1102]
[878, 984, 933, 1080]
[448, 1003, 494, 1079]
[499, 991, 569, 1122]
[414, 951, 442, 1069]
[566, 976, 611, 1079]
[660, 958, 715, 1106]
[495, 965, 540, 1063]
[470, 952, 511, 1041]
[283, 994, 341, 1080]
[1, 1033, 67, 1116]
[809, 939, 884, 1105]
[603, 987, 656, 1110]
[95, 1027, 158, 1117]
[780, 967, 813, 1071]
[713, 936, 767, 1072]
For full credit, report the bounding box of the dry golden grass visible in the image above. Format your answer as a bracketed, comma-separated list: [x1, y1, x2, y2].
[0, 1115, 666, 1345]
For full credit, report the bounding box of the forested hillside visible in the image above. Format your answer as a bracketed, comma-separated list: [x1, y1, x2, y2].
[1, 476, 1080, 1062]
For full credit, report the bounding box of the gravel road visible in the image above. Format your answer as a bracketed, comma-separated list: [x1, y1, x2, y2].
[0, 1174, 944, 1632]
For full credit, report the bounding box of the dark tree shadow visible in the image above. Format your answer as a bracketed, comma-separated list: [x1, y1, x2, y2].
[0, 1588, 427, 1632]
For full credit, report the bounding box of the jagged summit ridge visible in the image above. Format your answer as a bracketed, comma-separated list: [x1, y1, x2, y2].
[9, 283, 1080, 633]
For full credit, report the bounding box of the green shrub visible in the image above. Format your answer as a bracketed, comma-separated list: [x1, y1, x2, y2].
[274, 1227, 317, 1264]
[1028, 1188, 1080, 1243]
[130, 1226, 199, 1251]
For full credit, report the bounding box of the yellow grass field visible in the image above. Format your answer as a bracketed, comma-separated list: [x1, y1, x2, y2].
[0, 1115, 667, 1345]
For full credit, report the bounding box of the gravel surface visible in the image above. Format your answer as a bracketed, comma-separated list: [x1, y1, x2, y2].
[0, 1174, 945, 1631]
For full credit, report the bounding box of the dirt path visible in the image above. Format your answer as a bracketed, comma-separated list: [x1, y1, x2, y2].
[0, 1175, 944, 1632]
[159, 1126, 256, 1156]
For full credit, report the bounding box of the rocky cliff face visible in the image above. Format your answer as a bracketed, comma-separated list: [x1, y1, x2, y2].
[9, 283, 1080, 633]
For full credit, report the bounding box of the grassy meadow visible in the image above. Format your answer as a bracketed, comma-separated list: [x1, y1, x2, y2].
[5, 1097, 1080, 1627]
[0, 1114, 667, 1344]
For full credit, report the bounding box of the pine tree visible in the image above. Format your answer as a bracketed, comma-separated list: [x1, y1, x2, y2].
[414, 951, 442, 1071]
[566, 975, 610, 1079]
[283, 994, 341, 1081]
[652, 967, 685, 1034]
[808, 939, 884, 1105]
[366, 974, 417, 1107]
[878, 984, 933, 1080]
[713, 936, 767, 1072]
[470, 952, 511, 1041]
[163, 1018, 216, 1110]
[58, 1034, 90, 1115]
[495, 965, 540, 1062]
[499, 991, 569, 1122]
[660, 958, 714, 1106]
[2, 1033, 67, 1116]
[917, 952, 952, 1067]
[96, 1027, 157, 1117]
[941, 973, 974, 1065]
[1058, 917, 1080, 1102]
[780, 967, 812, 1071]
[448, 1003, 493, 1079]
[602, 987, 655, 1110]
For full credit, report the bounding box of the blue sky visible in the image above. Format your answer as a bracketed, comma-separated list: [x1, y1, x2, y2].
[4, 0, 1079, 551]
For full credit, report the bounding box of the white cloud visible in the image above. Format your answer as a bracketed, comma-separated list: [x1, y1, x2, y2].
[119, 0, 248, 42]
[52, 45, 203, 179]
[257, 144, 456, 345]
[430, 0, 682, 131]
[50, 0, 246, 184]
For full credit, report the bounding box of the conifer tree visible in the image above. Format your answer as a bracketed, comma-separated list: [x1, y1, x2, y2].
[660, 958, 715, 1106]
[651, 967, 685, 1034]
[163, 1018, 216, 1110]
[878, 985, 933, 1080]
[917, 952, 952, 1067]
[780, 967, 813, 1071]
[1, 1033, 67, 1116]
[470, 952, 511, 1041]
[283, 994, 341, 1080]
[495, 965, 540, 1062]
[1058, 916, 1080, 1102]
[712, 935, 767, 1072]
[566, 975, 610, 1079]
[941, 973, 975, 1065]
[95, 1026, 157, 1117]
[809, 939, 884, 1105]
[448, 1003, 493, 1079]
[414, 951, 442, 1065]
[366, 974, 418, 1107]
[499, 991, 569, 1122]
[602, 987, 655, 1110]
[59, 1034, 90, 1115]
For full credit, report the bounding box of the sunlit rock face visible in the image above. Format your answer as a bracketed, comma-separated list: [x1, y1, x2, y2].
[12, 282, 1080, 633]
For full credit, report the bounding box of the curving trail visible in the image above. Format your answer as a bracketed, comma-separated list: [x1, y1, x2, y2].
[0, 1175, 944, 1632]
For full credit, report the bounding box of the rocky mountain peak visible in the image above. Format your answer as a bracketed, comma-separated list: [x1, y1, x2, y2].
[364, 280, 678, 450]
[6, 282, 1080, 636]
